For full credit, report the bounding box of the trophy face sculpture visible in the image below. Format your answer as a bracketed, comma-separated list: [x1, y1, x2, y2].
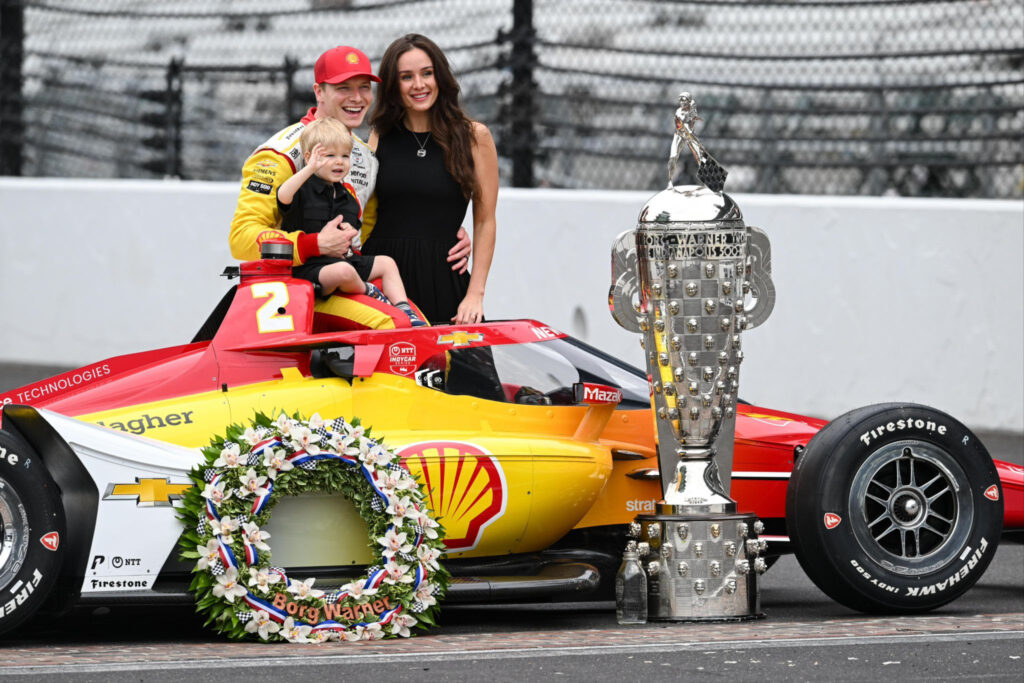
[609, 92, 775, 621]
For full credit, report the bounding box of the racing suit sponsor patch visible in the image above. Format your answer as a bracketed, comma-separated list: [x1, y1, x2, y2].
[246, 180, 272, 195]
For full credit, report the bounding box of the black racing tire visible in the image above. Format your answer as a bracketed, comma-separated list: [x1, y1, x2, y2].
[786, 403, 1003, 614]
[0, 429, 65, 636]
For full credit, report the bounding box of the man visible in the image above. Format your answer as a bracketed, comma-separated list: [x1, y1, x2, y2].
[229, 46, 469, 329]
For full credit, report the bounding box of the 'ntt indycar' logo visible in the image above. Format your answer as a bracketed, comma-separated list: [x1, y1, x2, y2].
[397, 441, 507, 552]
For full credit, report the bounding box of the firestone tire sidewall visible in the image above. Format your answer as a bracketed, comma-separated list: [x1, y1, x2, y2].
[788, 404, 1003, 614]
[0, 430, 65, 636]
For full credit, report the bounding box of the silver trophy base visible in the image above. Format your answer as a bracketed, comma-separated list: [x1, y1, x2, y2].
[636, 510, 765, 622]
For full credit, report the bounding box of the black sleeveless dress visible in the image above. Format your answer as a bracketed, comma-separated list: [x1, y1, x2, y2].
[363, 123, 470, 325]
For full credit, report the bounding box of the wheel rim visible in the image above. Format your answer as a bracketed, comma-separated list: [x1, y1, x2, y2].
[0, 477, 30, 588]
[849, 439, 974, 575]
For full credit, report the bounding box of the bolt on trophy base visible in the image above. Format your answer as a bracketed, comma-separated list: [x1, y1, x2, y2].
[611, 93, 775, 622]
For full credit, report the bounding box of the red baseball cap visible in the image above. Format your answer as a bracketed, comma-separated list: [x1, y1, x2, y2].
[314, 46, 380, 84]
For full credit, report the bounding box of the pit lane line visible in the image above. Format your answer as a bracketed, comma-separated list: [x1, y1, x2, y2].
[3, 630, 1021, 676]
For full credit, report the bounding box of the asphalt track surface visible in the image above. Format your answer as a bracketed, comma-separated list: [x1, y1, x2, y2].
[0, 365, 1022, 681]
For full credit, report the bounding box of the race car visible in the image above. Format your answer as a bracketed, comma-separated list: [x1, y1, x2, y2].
[0, 244, 1020, 636]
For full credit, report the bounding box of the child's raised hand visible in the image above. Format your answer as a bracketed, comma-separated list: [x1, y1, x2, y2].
[307, 143, 331, 172]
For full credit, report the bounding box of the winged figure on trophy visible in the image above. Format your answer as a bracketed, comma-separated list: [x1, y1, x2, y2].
[667, 91, 728, 193]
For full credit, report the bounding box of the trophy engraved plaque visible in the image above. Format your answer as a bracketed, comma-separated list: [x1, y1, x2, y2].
[610, 92, 775, 621]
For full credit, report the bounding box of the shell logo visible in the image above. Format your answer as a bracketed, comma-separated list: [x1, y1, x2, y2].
[346, 52, 361, 65]
[397, 441, 507, 552]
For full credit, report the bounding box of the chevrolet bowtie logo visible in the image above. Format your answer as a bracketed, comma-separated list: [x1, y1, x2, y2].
[103, 478, 192, 507]
[437, 331, 484, 347]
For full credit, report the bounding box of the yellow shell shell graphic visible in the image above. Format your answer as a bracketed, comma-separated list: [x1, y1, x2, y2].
[398, 441, 507, 552]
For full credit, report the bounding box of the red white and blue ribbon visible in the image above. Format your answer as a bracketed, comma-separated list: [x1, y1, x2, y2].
[251, 480, 273, 515]
[250, 437, 282, 457]
[243, 536, 259, 565]
[363, 567, 387, 592]
[205, 473, 223, 522]
[218, 536, 238, 570]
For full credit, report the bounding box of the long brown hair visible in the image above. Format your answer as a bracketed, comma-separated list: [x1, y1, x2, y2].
[371, 34, 478, 201]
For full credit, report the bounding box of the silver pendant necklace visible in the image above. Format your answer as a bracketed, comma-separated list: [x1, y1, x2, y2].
[410, 128, 431, 158]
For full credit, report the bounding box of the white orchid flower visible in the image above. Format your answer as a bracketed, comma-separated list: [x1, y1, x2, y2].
[376, 470, 416, 494]
[341, 625, 364, 642]
[242, 521, 271, 551]
[386, 495, 415, 525]
[414, 510, 441, 539]
[414, 583, 437, 607]
[244, 610, 281, 640]
[209, 515, 239, 542]
[247, 567, 281, 593]
[377, 529, 412, 558]
[361, 622, 384, 640]
[328, 432, 346, 452]
[290, 426, 320, 455]
[287, 577, 325, 600]
[211, 567, 248, 603]
[237, 468, 269, 498]
[340, 434, 361, 458]
[280, 617, 312, 643]
[340, 580, 377, 599]
[346, 424, 366, 440]
[263, 447, 294, 480]
[213, 443, 243, 469]
[201, 479, 232, 505]
[307, 629, 331, 644]
[361, 442, 393, 468]
[275, 412, 299, 438]
[196, 539, 220, 570]
[416, 544, 442, 570]
[242, 427, 263, 446]
[307, 413, 325, 431]
[390, 613, 418, 638]
[383, 560, 413, 585]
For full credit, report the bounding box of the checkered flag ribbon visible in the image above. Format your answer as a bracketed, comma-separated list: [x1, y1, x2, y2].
[697, 156, 728, 193]
[370, 497, 384, 512]
[399, 552, 416, 563]
[331, 418, 347, 432]
[247, 453, 261, 466]
[387, 462, 405, 473]
[323, 592, 341, 604]
[411, 523, 425, 535]
[203, 469, 216, 483]
[210, 560, 225, 576]
[196, 518, 208, 535]
[315, 425, 331, 442]
[411, 600, 427, 613]
[236, 611, 253, 623]
[299, 461, 318, 471]
[237, 514, 249, 524]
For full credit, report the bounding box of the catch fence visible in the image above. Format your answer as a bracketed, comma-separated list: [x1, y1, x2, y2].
[1, 0, 1021, 197]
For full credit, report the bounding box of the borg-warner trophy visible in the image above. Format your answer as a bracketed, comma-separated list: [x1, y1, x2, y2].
[610, 92, 776, 621]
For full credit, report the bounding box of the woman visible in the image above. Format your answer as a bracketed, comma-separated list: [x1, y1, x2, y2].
[364, 34, 498, 325]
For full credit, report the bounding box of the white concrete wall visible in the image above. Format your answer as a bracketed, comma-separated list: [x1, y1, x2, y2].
[1, 178, 1021, 431]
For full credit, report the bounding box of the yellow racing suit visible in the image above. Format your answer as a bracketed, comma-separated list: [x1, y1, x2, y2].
[229, 108, 410, 330]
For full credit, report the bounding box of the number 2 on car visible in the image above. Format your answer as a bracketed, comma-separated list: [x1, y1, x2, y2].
[252, 282, 294, 333]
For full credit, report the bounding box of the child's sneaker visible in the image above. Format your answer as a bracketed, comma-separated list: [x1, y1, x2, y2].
[396, 301, 428, 327]
[364, 282, 391, 305]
